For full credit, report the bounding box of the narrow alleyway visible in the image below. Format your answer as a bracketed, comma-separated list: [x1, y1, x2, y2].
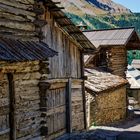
[57, 110, 140, 140]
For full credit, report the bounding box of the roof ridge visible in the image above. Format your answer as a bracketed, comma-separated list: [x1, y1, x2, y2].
[83, 27, 135, 32]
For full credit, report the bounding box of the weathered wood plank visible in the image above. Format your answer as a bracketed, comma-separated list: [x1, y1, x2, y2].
[0, 0, 34, 11]
[0, 2, 35, 17]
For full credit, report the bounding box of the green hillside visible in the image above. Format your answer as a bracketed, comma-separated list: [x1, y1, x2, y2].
[67, 13, 140, 35]
[67, 13, 140, 64]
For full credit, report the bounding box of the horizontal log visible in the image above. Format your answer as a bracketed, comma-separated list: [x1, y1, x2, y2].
[41, 79, 68, 84]
[72, 96, 82, 101]
[0, 11, 35, 22]
[15, 0, 34, 5]
[0, 0, 34, 11]
[0, 26, 36, 36]
[0, 19, 35, 31]
[0, 34, 38, 41]
[40, 79, 83, 84]
[0, 2, 35, 17]
[1, 65, 40, 74]
[72, 84, 82, 89]
[44, 105, 65, 116]
[49, 82, 66, 90]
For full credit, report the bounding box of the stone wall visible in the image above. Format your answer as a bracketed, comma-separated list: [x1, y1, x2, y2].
[0, 60, 49, 139]
[107, 47, 127, 78]
[0, 0, 46, 41]
[0, 72, 9, 140]
[86, 86, 127, 126]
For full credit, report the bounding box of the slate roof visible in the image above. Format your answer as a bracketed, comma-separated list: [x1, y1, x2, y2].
[85, 68, 128, 93]
[83, 28, 136, 49]
[0, 38, 57, 62]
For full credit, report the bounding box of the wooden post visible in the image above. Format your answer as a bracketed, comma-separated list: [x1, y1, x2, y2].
[66, 78, 72, 133]
[81, 52, 87, 130]
[7, 73, 16, 140]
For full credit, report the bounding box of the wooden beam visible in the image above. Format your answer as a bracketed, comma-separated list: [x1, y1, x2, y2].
[77, 40, 88, 42]
[83, 49, 96, 54]
[45, 2, 61, 6]
[49, 7, 64, 12]
[8, 73, 16, 140]
[68, 31, 82, 35]
[54, 16, 68, 19]
[66, 78, 72, 133]
[60, 24, 74, 27]
[80, 52, 87, 130]
[127, 42, 140, 50]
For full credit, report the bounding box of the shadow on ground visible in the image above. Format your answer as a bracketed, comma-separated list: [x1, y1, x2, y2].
[57, 129, 140, 140]
[57, 110, 140, 140]
[108, 110, 140, 129]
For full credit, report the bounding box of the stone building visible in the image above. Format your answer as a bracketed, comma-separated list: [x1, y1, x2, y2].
[85, 68, 128, 126]
[83, 28, 140, 78]
[0, 39, 57, 140]
[0, 0, 95, 139]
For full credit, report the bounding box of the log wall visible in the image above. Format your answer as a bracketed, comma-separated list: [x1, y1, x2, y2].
[0, 60, 49, 140]
[107, 47, 127, 78]
[0, 0, 37, 40]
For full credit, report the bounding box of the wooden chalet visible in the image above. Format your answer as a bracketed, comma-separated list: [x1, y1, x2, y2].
[85, 68, 128, 126]
[0, 0, 95, 139]
[83, 28, 140, 78]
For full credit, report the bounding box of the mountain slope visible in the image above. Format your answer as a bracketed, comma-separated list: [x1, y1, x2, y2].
[57, 0, 131, 16]
[58, 0, 140, 35]
[59, 0, 106, 16]
[57, 0, 140, 63]
[67, 12, 140, 35]
[86, 0, 131, 14]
